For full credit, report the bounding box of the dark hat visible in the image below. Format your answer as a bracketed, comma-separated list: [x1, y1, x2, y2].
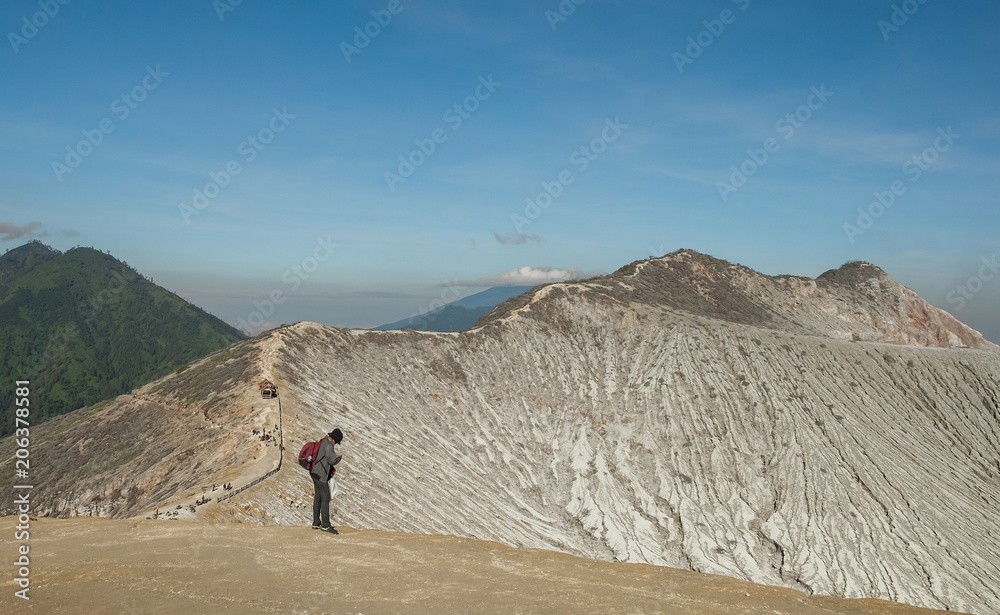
[328, 428, 343, 443]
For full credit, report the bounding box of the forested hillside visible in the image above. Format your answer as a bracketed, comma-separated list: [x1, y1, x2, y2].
[0, 241, 244, 436]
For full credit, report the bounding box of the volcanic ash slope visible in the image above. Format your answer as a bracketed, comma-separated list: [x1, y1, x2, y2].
[260, 252, 998, 614]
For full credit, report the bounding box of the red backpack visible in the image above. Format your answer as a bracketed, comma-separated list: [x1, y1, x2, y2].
[298, 441, 323, 472]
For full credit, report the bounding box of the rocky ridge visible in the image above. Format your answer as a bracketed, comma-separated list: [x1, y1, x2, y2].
[479, 250, 995, 349]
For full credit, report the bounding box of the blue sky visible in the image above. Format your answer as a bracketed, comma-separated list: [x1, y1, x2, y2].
[1, 0, 998, 340]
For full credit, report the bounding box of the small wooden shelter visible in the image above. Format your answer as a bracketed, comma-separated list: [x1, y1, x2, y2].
[258, 379, 278, 399]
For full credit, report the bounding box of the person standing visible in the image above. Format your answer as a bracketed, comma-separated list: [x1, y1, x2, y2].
[310, 428, 343, 533]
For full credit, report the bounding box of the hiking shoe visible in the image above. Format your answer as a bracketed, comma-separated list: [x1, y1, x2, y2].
[311, 525, 321, 530]
[319, 526, 339, 535]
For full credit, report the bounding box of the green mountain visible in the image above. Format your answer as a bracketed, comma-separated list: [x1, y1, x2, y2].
[0, 241, 245, 436]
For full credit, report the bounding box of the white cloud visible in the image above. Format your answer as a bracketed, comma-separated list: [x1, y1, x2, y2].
[493, 232, 542, 245]
[461, 265, 603, 287]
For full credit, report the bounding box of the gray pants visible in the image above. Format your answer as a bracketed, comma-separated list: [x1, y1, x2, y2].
[311, 474, 331, 528]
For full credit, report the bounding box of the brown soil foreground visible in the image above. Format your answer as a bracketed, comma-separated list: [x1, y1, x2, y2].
[0, 517, 954, 615]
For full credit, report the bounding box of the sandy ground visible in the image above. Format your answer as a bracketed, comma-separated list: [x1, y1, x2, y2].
[0, 517, 952, 615]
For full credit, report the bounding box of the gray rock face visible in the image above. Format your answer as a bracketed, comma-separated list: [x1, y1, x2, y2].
[260, 253, 1000, 614]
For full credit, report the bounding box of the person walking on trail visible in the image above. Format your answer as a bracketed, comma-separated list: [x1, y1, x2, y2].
[311, 428, 343, 534]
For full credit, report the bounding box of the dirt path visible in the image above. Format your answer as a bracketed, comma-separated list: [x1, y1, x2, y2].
[0, 517, 954, 615]
[132, 333, 288, 521]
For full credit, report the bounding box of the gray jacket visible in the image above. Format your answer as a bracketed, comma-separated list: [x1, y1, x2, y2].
[310, 438, 340, 481]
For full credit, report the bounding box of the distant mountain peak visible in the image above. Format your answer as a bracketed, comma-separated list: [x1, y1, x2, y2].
[376, 286, 534, 332]
[0, 240, 62, 296]
[3, 238, 58, 254]
[478, 250, 996, 350]
[816, 260, 889, 287]
[1, 239, 61, 264]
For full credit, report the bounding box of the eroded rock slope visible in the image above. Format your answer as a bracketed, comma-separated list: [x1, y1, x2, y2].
[251, 252, 1000, 614]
